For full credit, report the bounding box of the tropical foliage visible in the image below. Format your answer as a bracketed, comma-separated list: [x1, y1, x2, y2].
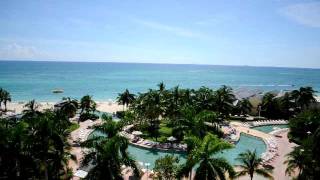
[288, 109, 320, 143]
[81, 114, 140, 179]
[178, 133, 235, 180]
[259, 86, 317, 119]
[60, 97, 79, 118]
[285, 109, 320, 179]
[236, 150, 273, 180]
[129, 84, 236, 143]
[0, 102, 75, 179]
[291, 86, 317, 110]
[0, 88, 11, 111]
[117, 89, 135, 110]
[79, 95, 98, 122]
[153, 155, 179, 180]
[235, 98, 253, 116]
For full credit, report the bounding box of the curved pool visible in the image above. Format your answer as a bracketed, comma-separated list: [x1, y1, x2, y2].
[252, 124, 288, 133]
[89, 131, 266, 169]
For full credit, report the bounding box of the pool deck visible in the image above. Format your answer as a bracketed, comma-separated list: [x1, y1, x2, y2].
[70, 117, 292, 180]
[231, 121, 274, 140]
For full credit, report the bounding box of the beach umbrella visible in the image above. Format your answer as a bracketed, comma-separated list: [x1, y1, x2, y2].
[132, 131, 143, 136]
[230, 134, 238, 141]
[138, 161, 144, 167]
[74, 170, 88, 178]
[167, 136, 177, 142]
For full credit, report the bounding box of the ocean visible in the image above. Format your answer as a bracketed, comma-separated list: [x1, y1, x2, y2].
[0, 60, 319, 102]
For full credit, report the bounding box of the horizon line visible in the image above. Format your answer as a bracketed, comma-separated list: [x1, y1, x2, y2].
[0, 59, 319, 70]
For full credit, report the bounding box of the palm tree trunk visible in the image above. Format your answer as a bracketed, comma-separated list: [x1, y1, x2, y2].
[298, 168, 302, 178]
[44, 162, 49, 180]
[4, 101, 7, 112]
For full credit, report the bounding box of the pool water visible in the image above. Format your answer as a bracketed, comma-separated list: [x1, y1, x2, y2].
[252, 124, 288, 133]
[94, 111, 121, 121]
[89, 131, 266, 169]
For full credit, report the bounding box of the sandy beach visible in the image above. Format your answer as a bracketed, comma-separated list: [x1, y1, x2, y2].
[5, 101, 123, 114]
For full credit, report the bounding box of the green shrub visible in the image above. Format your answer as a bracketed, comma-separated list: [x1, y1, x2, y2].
[80, 113, 99, 121]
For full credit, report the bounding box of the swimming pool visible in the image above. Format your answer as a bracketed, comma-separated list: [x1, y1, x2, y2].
[252, 124, 288, 133]
[89, 131, 266, 169]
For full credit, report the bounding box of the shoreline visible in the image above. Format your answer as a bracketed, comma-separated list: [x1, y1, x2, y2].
[4, 101, 123, 114]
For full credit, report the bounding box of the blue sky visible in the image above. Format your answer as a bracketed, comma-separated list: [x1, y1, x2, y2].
[0, 0, 320, 68]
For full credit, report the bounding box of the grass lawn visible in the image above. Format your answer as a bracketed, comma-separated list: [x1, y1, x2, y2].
[143, 122, 173, 143]
[68, 122, 80, 132]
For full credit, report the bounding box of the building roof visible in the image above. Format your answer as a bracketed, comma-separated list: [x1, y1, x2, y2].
[234, 88, 263, 100]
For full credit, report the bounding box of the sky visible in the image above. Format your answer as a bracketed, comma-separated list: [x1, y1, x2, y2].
[0, 0, 320, 68]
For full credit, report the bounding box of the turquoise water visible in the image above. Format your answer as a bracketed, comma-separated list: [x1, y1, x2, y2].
[252, 124, 288, 133]
[90, 131, 266, 169]
[1, 61, 320, 101]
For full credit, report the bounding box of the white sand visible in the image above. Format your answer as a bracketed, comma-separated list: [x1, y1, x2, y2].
[96, 101, 124, 113]
[4, 101, 123, 114]
[5, 102, 55, 113]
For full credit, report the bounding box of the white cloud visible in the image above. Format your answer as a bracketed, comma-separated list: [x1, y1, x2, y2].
[0, 43, 44, 59]
[133, 18, 205, 38]
[281, 2, 320, 28]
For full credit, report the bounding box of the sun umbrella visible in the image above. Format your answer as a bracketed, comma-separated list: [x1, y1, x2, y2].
[167, 136, 177, 142]
[132, 131, 143, 136]
[74, 170, 88, 178]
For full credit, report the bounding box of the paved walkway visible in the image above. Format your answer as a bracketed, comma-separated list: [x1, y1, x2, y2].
[230, 122, 274, 140]
[69, 119, 101, 180]
[231, 122, 297, 180]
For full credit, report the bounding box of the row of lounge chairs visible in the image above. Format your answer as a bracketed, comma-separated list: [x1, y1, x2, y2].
[133, 138, 187, 151]
[261, 137, 279, 164]
[121, 130, 188, 151]
[242, 119, 288, 127]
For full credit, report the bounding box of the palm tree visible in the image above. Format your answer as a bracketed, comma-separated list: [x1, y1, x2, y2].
[279, 92, 294, 119]
[194, 87, 215, 112]
[284, 147, 307, 178]
[291, 86, 317, 110]
[237, 98, 253, 116]
[236, 149, 273, 180]
[2, 90, 11, 112]
[198, 110, 220, 126]
[0, 109, 75, 179]
[181, 88, 193, 106]
[157, 81, 166, 92]
[154, 155, 179, 180]
[23, 99, 41, 118]
[214, 85, 235, 118]
[117, 89, 135, 111]
[28, 111, 75, 180]
[61, 97, 78, 118]
[142, 89, 162, 140]
[178, 133, 235, 180]
[261, 93, 279, 119]
[312, 127, 320, 164]
[173, 107, 212, 141]
[0, 88, 3, 110]
[80, 95, 96, 114]
[81, 114, 140, 179]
